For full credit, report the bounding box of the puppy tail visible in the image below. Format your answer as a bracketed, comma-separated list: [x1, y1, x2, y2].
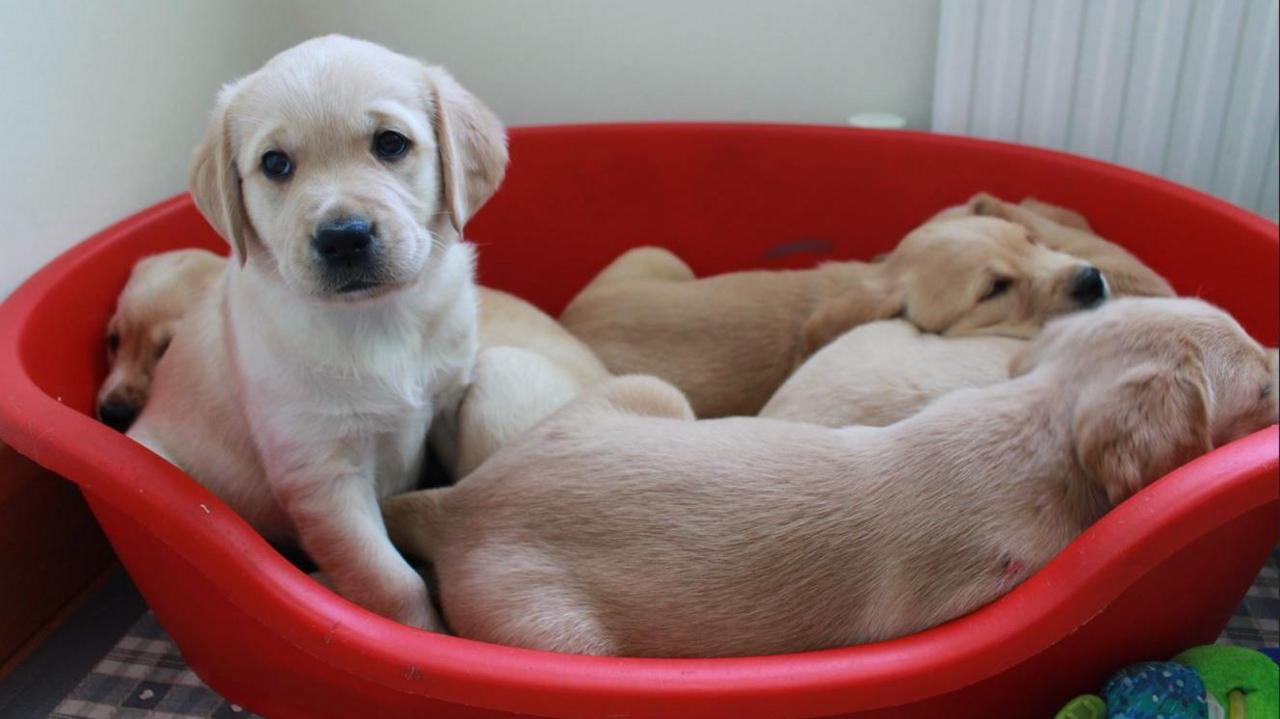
[382, 490, 444, 564]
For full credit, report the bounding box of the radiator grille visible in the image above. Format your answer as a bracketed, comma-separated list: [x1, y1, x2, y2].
[933, 0, 1279, 220]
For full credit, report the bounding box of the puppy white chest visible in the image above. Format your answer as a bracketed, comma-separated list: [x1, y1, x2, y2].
[229, 273, 476, 496]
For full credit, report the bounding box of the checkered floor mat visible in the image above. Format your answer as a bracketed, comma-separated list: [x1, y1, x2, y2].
[1219, 547, 1279, 648]
[45, 547, 1280, 719]
[48, 613, 255, 719]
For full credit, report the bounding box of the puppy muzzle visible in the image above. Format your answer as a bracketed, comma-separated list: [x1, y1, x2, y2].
[1069, 267, 1108, 309]
[311, 216, 390, 295]
[98, 399, 141, 431]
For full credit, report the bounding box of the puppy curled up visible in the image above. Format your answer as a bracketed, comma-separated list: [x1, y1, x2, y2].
[97, 248, 224, 431]
[385, 298, 1278, 657]
[761, 194, 1176, 428]
[561, 214, 1108, 418]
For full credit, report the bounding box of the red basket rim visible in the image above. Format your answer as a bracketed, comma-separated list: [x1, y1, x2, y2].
[0, 123, 1275, 718]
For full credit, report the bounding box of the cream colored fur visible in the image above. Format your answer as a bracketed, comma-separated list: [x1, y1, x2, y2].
[384, 298, 1278, 657]
[127, 36, 507, 630]
[970, 193, 1174, 297]
[762, 195, 1176, 428]
[760, 319, 1025, 426]
[97, 249, 225, 426]
[560, 215, 1103, 418]
[433, 287, 611, 478]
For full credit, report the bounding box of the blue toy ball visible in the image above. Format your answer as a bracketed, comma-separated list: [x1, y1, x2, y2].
[1101, 662, 1208, 719]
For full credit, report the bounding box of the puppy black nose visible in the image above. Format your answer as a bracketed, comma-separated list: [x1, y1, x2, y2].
[1069, 266, 1108, 308]
[98, 401, 139, 432]
[312, 217, 375, 268]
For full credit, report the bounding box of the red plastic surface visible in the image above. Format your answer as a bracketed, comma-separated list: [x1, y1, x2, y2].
[0, 124, 1276, 719]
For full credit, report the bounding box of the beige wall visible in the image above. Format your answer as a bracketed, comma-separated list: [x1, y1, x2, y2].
[289, 0, 942, 126]
[0, 1, 296, 297]
[0, 1, 941, 297]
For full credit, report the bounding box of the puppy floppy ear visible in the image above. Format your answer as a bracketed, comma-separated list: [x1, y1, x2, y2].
[802, 271, 903, 356]
[967, 192, 1059, 235]
[425, 66, 509, 234]
[967, 192, 1013, 219]
[189, 82, 252, 265]
[1073, 350, 1212, 506]
[1019, 197, 1094, 232]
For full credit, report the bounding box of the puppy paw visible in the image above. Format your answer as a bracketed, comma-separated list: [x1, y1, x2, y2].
[389, 572, 445, 632]
[398, 598, 446, 633]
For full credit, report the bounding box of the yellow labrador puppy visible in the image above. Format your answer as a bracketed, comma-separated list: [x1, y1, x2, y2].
[127, 36, 507, 630]
[98, 269, 597, 480]
[433, 287, 611, 479]
[560, 215, 1108, 418]
[760, 320, 1026, 427]
[970, 193, 1174, 298]
[97, 249, 224, 430]
[762, 195, 1175, 427]
[384, 298, 1279, 656]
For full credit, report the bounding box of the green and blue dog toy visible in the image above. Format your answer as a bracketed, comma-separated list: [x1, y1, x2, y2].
[1055, 645, 1278, 719]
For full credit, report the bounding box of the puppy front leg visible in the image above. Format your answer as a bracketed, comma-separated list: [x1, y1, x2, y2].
[279, 468, 441, 631]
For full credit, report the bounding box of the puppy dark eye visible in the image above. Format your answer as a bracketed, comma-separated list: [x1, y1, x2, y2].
[154, 336, 172, 360]
[1263, 383, 1274, 401]
[374, 130, 411, 160]
[261, 151, 293, 180]
[981, 277, 1013, 301]
[107, 332, 120, 355]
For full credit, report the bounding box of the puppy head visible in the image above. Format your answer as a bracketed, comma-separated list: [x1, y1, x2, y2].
[1012, 298, 1278, 504]
[968, 192, 1174, 299]
[96, 250, 223, 431]
[189, 35, 507, 301]
[888, 216, 1107, 338]
[801, 216, 1106, 353]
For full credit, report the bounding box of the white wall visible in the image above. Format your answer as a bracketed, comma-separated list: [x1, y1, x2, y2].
[0, 0, 941, 298]
[286, 0, 942, 126]
[0, 0, 297, 298]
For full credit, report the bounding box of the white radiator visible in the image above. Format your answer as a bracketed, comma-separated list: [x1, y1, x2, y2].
[933, 0, 1279, 221]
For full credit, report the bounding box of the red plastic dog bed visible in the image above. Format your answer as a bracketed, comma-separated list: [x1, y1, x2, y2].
[0, 124, 1276, 719]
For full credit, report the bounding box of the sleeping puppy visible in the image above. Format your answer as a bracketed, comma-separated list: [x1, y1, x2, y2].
[96, 249, 224, 431]
[559, 215, 1107, 417]
[967, 193, 1174, 298]
[760, 320, 1025, 427]
[127, 35, 507, 629]
[762, 195, 1175, 428]
[383, 298, 1279, 656]
[433, 287, 611, 479]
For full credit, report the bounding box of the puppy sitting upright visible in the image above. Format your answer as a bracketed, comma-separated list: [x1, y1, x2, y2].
[385, 298, 1278, 656]
[560, 216, 1107, 417]
[127, 36, 507, 629]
